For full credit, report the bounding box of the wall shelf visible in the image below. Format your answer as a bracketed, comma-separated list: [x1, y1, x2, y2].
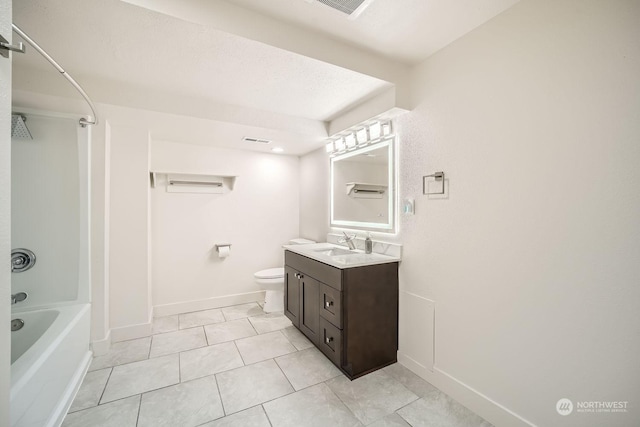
[345, 182, 387, 199]
[150, 171, 237, 193]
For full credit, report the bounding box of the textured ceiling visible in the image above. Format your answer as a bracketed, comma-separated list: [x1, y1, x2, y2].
[223, 0, 521, 64]
[12, 0, 391, 123]
[11, 0, 520, 155]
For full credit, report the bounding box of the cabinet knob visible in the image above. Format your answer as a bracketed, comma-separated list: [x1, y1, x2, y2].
[325, 301, 334, 308]
[325, 336, 333, 344]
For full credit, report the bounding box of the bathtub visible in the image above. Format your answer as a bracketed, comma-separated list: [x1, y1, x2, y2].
[10, 304, 92, 427]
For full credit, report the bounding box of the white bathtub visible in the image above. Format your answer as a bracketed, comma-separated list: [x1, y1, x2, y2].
[10, 304, 92, 427]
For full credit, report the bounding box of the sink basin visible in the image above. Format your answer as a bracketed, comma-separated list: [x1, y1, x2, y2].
[312, 247, 355, 257]
[284, 242, 401, 269]
[329, 253, 382, 265]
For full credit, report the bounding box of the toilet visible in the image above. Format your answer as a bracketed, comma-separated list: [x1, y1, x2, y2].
[255, 238, 315, 313]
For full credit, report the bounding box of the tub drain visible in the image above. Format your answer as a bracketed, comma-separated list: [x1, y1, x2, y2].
[11, 319, 24, 332]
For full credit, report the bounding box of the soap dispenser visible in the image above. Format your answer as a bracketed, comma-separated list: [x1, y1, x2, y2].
[365, 233, 373, 254]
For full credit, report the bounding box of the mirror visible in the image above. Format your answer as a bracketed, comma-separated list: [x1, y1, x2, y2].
[330, 138, 395, 232]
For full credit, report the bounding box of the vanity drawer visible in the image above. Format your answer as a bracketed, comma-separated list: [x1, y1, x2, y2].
[320, 283, 342, 328]
[318, 317, 342, 367]
[285, 251, 342, 290]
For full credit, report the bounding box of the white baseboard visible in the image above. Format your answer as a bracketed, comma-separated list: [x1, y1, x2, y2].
[111, 320, 153, 343]
[398, 352, 536, 427]
[106, 292, 265, 343]
[91, 329, 111, 357]
[153, 291, 265, 317]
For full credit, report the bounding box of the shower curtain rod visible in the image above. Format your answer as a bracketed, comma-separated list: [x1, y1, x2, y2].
[12, 24, 98, 127]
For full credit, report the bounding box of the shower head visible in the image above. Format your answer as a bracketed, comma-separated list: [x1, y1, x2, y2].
[11, 114, 32, 140]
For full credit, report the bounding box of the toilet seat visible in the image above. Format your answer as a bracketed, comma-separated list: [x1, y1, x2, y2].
[255, 238, 315, 313]
[255, 267, 285, 291]
[254, 267, 284, 280]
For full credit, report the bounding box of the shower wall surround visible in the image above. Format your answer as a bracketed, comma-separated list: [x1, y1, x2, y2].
[11, 115, 80, 307]
[1, 1, 12, 421]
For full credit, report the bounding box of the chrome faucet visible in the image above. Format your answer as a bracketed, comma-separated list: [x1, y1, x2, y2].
[339, 232, 357, 250]
[11, 292, 28, 305]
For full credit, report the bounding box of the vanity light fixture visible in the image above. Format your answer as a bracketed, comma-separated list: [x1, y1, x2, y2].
[381, 121, 392, 136]
[325, 141, 334, 153]
[368, 121, 381, 140]
[345, 132, 357, 149]
[355, 127, 368, 145]
[325, 120, 394, 156]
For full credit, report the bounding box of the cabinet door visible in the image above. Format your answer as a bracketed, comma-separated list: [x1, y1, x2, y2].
[299, 274, 320, 344]
[283, 266, 300, 327]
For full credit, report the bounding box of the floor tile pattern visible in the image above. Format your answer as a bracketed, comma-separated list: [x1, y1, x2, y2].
[216, 359, 294, 415]
[65, 302, 492, 427]
[137, 376, 224, 427]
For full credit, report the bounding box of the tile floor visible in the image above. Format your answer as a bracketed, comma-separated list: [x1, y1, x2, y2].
[63, 302, 492, 427]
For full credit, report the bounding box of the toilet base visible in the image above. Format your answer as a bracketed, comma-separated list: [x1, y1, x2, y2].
[263, 289, 284, 313]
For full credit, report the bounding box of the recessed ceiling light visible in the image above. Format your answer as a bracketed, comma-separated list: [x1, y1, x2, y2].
[271, 147, 284, 153]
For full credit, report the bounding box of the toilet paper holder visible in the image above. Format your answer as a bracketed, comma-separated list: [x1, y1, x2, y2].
[215, 244, 232, 252]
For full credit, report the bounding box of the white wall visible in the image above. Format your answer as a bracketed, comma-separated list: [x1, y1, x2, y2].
[300, 1, 640, 426]
[396, 1, 640, 426]
[299, 147, 330, 242]
[150, 141, 300, 314]
[5, 95, 305, 344]
[0, 0, 12, 423]
[11, 115, 80, 308]
[90, 120, 109, 350]
[108, 123, 152, 335]
[8, 1, 639, 424]
[7, 93, 300, 342]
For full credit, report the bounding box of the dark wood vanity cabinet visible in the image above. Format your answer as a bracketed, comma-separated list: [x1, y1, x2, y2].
[284, 265, 321, 344]
[284, 266, 300, 327]
[284, 250, 399, 380]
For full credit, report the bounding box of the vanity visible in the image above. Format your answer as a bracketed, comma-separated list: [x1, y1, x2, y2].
[283, 242, 400, 380]
[285, 125, 400, 379]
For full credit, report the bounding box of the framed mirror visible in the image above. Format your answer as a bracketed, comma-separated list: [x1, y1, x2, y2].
[330, 137, 395, 232]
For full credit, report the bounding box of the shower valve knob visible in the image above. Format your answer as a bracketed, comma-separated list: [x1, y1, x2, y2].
[11, 248, 36, 273]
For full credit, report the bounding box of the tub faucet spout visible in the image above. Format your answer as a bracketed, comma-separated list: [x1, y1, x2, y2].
[11, 292, 28, 305]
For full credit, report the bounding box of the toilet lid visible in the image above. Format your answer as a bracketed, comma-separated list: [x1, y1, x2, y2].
[255, 267, 284, 279]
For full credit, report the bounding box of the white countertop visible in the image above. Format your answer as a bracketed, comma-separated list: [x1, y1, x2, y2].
[283, 242, 401, 269]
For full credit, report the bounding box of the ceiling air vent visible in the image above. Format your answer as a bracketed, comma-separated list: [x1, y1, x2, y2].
[242, 136, 271, 144]
[309, 0, 375, 18]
